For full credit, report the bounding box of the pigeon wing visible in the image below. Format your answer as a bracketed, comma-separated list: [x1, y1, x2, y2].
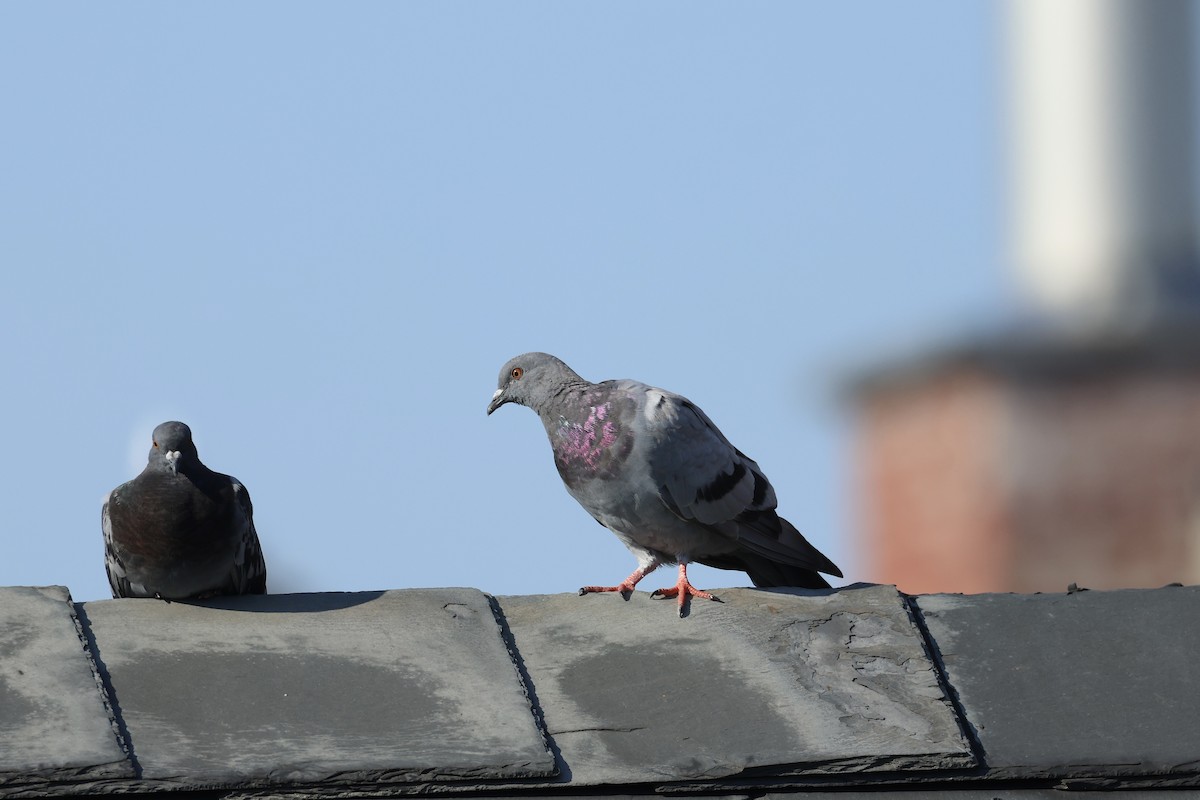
[229, 481, 268, 595]
[101, 489, 133, 598]
[646, 390, 841, 577]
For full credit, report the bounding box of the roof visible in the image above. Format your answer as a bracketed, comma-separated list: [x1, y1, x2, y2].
[847, 314, 1200, 397]
[1, 582, 1198, 798]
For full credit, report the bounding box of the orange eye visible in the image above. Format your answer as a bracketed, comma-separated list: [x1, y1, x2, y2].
[152, 441, 159, 448]
[511, 367, 524, 380]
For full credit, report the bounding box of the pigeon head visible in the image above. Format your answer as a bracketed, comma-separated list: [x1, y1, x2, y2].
[149, 421, 200, 475]
[487, 352, 585, 416]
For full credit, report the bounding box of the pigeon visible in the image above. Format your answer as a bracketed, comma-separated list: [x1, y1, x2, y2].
[487, 353, 841, 615]
[102, 421, 267, 600]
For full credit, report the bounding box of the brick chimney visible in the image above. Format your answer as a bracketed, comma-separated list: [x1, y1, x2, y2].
[852, 0, 1200, 594]
[855, 331, 1200, 594]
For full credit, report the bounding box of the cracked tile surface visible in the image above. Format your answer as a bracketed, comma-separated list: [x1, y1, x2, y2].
[497, 583, 973, 785]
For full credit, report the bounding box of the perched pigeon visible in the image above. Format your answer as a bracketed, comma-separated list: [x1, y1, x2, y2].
[102, 421, 267, 600]
[487, 353, 841, 615]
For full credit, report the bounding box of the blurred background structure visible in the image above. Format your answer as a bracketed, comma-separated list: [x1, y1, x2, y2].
[853, 0, 1200, 594]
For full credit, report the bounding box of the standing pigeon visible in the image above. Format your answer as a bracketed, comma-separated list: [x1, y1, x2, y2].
[487, 353, 841, 615]
[102, 421, 267, 599]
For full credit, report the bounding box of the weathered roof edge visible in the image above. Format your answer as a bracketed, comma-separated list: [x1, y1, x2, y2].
[844, 313, 1200, 398]
[0, 582, 1196, 798]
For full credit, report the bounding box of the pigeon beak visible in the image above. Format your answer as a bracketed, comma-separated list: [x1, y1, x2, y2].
[486, 388, 506, 416]
[164, 450, 181, 475]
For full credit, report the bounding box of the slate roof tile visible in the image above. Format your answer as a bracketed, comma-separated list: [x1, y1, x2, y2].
[0, 586, 132, 793]
[913, 585, 1200, 782]
[0, 582, 1196, 797]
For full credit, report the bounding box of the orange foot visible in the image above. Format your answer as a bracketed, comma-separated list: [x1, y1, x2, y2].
[579, 562, 660, 600]
[650, 564, 723, 617]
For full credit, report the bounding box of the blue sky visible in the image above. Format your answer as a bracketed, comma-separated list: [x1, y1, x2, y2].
[1, 3, 1010, 601]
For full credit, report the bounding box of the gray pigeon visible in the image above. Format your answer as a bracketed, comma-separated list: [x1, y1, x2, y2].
[102, 421, 267, 600]
[487, 353, 841, 615]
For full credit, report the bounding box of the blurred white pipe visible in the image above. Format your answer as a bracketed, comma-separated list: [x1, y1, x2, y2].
[1008, 0, 1198, 326]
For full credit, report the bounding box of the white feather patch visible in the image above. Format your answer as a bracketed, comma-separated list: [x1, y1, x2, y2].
[643, 389, 668, 422]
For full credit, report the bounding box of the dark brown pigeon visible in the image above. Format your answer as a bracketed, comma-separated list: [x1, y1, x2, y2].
[487, 353, 841, 616]
[102, 421, 267, 599]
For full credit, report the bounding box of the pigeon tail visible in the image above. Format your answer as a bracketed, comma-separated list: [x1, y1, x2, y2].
[743, 557, 833, 589]
[696, 550, 833, 589]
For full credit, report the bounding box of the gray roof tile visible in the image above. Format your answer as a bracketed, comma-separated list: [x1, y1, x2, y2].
[497, 583, 973, 786]
[914, 586, 1200, 780]
[0, 586, 131, 790]
[76, 588, 554, 791]
[4, 582, 1197, 796]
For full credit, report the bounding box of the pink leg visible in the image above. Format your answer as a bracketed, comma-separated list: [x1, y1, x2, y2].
[579, 562, 660, 600]
[650, 563, 722, 617]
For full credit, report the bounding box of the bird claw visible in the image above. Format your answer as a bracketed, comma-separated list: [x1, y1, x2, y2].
[650, 565, 722, 616]
[650, 585, 721, 602]
[579, 583, 636, 600]
[578, 564, 658, 601]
